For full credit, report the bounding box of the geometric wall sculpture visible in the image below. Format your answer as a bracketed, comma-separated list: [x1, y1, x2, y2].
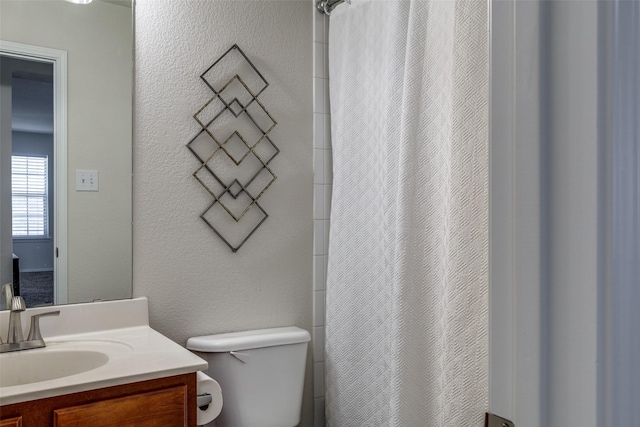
[187, 45, 278, 252]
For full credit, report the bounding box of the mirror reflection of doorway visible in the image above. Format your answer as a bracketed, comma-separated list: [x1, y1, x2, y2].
[1, 55, 54, 307]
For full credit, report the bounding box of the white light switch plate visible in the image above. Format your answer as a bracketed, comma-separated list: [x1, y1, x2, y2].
[76, 170, 99, 191]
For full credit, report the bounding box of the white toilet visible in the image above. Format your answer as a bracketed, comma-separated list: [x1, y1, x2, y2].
[187, 326, 311, 427]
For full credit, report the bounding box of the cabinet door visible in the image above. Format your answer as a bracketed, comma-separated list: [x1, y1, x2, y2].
[0, 417, 22, 427]
[53, 385, 187, 427]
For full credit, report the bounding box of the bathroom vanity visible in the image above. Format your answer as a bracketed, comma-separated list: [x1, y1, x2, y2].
[0, 298, 207, 427]
[0, 373, 195, 426]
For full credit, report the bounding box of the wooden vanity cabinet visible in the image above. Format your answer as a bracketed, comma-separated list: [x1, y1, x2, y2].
[0, 373, 197, 427]
[0, 417, 22, 427]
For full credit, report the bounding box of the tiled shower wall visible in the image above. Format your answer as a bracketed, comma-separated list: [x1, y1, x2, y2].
[312, 8, 331, 427]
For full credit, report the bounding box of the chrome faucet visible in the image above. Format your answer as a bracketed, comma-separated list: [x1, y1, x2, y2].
[0, 284, 13, 343]
[0, 295, 60, 353]
[1, 283, 13, 312]
[27, 311, 61, 343]
[7, 296, 26, 343]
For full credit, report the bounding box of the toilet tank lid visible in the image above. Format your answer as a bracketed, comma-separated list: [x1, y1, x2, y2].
[186, 326, 311, 352]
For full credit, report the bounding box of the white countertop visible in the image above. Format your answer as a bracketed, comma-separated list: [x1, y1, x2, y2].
[0, 298, 207, 406]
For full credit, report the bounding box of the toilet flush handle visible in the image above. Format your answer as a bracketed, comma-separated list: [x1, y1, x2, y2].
[230, 351, 249, 363]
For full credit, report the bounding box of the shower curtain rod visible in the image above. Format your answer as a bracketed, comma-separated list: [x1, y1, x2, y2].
[316, 0, 349, 15]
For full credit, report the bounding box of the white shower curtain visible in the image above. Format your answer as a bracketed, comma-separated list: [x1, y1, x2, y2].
[325, 1, 488, 426]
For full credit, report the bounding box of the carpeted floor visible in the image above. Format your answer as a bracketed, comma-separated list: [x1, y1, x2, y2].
[19, 271, 54, 307]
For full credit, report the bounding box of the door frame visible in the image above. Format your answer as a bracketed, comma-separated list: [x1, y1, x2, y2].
[488, 0, 545, 424]
[488, 1, 638, 425]
[0, 40, 68, 305]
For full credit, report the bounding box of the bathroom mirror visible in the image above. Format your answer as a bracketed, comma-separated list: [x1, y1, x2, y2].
[0, 0, 133, 308]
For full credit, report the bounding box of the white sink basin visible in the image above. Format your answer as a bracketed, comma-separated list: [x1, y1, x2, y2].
[0, 340, 132, 388]
[0, 350, 108, 387]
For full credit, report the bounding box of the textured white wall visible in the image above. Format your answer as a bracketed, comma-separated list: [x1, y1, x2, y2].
[133, 1, 313, 425]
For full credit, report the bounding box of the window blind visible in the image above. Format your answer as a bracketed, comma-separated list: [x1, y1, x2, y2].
[12, 155, 48, 237]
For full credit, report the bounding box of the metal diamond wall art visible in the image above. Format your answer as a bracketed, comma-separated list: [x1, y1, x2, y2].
[187, 45, 278, 252]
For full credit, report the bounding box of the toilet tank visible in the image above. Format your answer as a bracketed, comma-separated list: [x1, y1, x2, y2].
[187, 327, 311, 427]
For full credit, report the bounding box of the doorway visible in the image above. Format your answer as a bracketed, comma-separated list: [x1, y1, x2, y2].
[10, 56, 54, 306]
[1, 56, 54, 306]
[0, 41, 68, 307]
